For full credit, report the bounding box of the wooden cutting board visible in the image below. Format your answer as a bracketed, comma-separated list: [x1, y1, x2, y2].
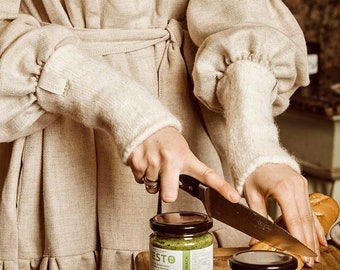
[135, 243, 340, 269]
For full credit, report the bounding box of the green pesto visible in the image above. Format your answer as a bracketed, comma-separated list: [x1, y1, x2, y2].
[150, 232, 213, 251]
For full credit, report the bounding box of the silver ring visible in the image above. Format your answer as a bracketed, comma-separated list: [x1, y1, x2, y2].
[142, 177, 160, 194]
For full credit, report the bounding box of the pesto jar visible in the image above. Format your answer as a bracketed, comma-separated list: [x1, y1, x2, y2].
[149, 211, 213, 270]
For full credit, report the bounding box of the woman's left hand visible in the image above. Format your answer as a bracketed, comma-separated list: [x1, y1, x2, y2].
[243, 163, 327, 267]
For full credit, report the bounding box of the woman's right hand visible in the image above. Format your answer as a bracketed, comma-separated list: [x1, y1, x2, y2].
[128, 126, 241, 203]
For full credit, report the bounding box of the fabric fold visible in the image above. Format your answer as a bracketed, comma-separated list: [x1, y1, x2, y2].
[192, 25, 309, 116]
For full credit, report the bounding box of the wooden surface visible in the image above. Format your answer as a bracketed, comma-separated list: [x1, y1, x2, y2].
[135, 243, 340, 270]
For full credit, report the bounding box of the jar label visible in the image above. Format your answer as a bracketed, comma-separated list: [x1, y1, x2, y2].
[150, 245, 213, 270]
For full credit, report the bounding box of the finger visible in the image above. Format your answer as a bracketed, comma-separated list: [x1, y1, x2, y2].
[142, 177, 160, 194]
[135, 175, 145, 184]
[302, 209, 320, 265]
[312, 212, 327, 263]
[143, 168, 161, 183]
[297, 196, 318, 262]
[142, 158, 161, 194]
[248, 237, 260, 247]
[128, 152, 147, 184]
[130, 162, 146, 184]
[244, 193, 269, 219]
[312, 214, 321, 262]
[129, 146, 161, 185]
[313, 213, 327, 246]
[278, 192, 316, 267]
[159, 168, 180, 203]
[244, 192, 269, 245]
[182, 155, 240, 203]
[279, 202, 315, 267]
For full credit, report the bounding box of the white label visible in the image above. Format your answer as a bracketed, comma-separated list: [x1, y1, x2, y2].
[150, 245, 213, 270]
[307, 54, 318, 75]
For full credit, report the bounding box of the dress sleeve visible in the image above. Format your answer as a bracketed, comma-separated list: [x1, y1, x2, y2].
[0, 10, 181, 163]
[186, 0, 306, 193]
[187, 0, 309, 115]
[0, 11, 78, 141]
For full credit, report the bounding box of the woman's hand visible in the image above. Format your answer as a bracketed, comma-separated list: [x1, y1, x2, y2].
[243, 163, 327, 267]
[128, 126, 240, 203]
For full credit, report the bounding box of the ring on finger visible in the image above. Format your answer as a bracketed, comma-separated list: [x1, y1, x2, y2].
[142, 176, 160, 194]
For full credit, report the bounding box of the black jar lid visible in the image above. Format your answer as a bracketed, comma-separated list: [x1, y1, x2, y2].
[150, 211, 213, 235]
[229, 250, 298, 270]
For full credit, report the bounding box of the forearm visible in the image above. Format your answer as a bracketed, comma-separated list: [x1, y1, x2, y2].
[0, 13, 181, 161]
[218, 61, 300, 193]
[36, 44, 181, 162]
[187, 0, 307, 192]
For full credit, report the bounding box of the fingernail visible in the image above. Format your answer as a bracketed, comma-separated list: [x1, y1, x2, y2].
[249, 238, 258, 246]
[323, 237, 328, 247]
[302, 257, 311, 267]
[316, 249, 321, 263]
[306, 257, 314, 268]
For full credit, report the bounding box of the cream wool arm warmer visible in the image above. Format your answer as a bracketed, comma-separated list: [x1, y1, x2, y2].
[191, 27, 305, 193]
[217, 61, 300, 193]
[187, 0, 309, 193]
[36, 44, 181, 163]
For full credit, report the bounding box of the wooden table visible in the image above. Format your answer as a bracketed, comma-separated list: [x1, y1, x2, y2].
[135, 242, 340, 269]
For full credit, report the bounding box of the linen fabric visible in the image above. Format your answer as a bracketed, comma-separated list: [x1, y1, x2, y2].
[0, 0, 308, 269]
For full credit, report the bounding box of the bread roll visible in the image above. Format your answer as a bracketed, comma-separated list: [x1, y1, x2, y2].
[308, 193, 339, 233]
[275, 193, 339, 234]
[251, 193, 339, 269]
[250, 242, 305, 269]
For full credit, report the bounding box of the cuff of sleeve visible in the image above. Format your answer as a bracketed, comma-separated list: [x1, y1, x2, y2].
[121, 118, 182, 164]
[235, 154, 301, 195]
[192, 25, 309, 116]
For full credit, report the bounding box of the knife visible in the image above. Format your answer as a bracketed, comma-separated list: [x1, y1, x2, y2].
[178, 174, 316, 257]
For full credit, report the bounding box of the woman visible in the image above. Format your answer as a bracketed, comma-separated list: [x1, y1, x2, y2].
[0, 0, 325, 269]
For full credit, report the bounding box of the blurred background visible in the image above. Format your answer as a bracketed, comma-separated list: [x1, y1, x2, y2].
[270, 0, 340, 228]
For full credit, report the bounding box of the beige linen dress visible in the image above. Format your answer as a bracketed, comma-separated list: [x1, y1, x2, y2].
[0, 0, 309, 269]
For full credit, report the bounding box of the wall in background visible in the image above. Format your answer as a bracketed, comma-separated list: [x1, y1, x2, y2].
[284, 0, 340, 70]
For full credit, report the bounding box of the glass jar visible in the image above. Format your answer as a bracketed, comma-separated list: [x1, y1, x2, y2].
[229, 250, 298, 270]
[149, 211, 213, 270]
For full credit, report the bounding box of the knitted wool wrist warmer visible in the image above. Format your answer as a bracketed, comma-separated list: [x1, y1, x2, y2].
[217, 60, 300, 193]
[36, 44, 181, 163]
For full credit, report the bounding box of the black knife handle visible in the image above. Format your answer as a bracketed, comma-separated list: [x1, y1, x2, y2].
[179, 175, 202, 200]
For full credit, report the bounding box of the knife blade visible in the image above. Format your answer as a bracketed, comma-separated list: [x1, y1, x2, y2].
[179, 174, 316, 257]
